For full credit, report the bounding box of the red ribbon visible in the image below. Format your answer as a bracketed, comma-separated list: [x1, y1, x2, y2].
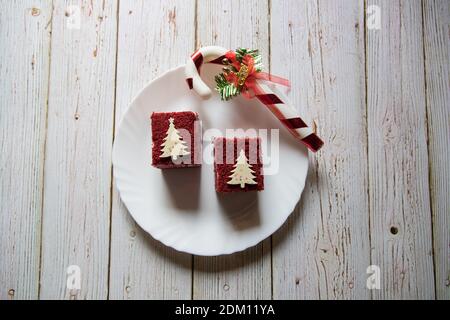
[223, 51, 290, 99]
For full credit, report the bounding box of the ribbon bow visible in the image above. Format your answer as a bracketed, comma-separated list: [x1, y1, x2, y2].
[215, 49, 290, 100]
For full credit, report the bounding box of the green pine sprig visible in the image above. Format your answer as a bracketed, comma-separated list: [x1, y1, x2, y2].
[214, 48, 263, 101]
[235, 48, 263, 72]
[215, 74, 240, 101]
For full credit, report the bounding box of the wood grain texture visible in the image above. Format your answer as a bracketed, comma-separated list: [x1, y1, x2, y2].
[39, 0, 118, 299]
[1, 0, 448, 300]
[423, 0, 450, 300]
[193, 0, 272, 300]
[0, 0, 52, 300]
[366, 0, 435, 299]
[108, 0, 195, 300]
[271, 0, 371, 299]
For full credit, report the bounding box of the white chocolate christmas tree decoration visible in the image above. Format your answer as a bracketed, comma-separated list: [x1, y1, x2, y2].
[227, 149, 257, 188]
[160, 117, 190, 161]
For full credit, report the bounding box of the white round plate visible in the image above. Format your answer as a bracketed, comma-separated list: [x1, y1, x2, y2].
[112, 64, 308, 256]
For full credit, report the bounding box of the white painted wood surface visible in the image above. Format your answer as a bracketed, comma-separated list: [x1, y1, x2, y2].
[109, 0, 194, 300]
[422, 0, 450, 300]
[367, 0, 435, 299]
[39, 0, 117, 299]
[0, 0, 52, 300]
[271, 0, 371, 299]
[193, 0, 272, 300]
[0, 0, 448, 300]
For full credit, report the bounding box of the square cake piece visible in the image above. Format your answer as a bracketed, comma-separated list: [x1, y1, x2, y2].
[151, 111, 201, 169]
[213, 137, 264, 192]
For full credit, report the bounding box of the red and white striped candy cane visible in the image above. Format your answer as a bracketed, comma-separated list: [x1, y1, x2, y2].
[185, 46, 228, 98]
[185, 46, 324, 152]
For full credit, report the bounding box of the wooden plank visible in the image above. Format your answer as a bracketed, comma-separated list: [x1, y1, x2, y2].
[39, 0, 118, 299]
[271, 0, 371, 299]
[423, 0, 450, 300]
[193, 0, 272, 300]
[366, 0, 435, 299]
[0, 0, 52, 300]
[108, 0, 195, 299]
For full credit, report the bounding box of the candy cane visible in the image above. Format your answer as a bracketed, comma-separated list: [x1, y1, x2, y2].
[185, 46, 228, 98]
[185, 46, 324, 152]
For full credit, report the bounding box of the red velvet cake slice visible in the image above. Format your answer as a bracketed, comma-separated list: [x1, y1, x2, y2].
[214, 137, 264, 192]
[151, 111, 201, 169]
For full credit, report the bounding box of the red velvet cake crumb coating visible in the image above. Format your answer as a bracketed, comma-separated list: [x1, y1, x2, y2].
[151, 111, 201, 169]
[214, 137, 264, 192]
